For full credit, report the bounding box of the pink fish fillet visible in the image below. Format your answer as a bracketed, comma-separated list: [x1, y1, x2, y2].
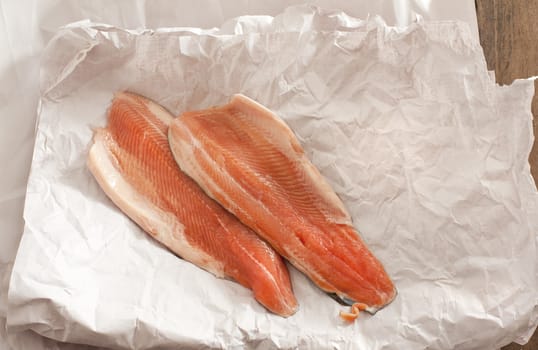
[87, 92, 298, 317]
[168, 94, 397, 313]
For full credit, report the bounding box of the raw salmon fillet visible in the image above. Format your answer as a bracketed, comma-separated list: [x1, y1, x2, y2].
[87, 92, 297, 317]
[168, 94, 396, 312]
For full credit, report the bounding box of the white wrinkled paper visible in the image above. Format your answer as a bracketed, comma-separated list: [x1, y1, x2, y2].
[5, 5, 538, 350]
[0, 2, 481, 349]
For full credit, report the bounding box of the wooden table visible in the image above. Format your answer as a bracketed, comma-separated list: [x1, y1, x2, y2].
[475, 1, 538, 348]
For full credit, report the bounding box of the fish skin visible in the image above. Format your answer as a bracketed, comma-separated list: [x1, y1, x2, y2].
[87, 92, 298, 317]
[168, 94, 397, 312]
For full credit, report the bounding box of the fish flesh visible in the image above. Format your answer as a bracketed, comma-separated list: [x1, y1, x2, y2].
[340, 302, 368, 322]
[87, 92, 298, 317]
[169, 95, 396, 312]
[168, 94, 396, 312]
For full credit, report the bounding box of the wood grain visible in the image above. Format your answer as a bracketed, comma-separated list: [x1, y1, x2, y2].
[475, 1, 538, 349]
[476, 0, 538, 184]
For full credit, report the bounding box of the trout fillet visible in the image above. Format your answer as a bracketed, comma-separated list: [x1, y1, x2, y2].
[168, 94, 396, 312]
[87, 92, 297, 317]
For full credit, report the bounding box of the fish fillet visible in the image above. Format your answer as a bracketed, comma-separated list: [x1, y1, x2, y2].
[87, 92, 297, 317]
[168, 94, 396, 312]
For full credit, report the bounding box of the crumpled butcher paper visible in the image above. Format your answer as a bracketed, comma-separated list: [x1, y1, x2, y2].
[5, 5, 538, 350]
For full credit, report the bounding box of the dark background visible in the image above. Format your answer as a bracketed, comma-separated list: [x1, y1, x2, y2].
[475, 1, 538, 349]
